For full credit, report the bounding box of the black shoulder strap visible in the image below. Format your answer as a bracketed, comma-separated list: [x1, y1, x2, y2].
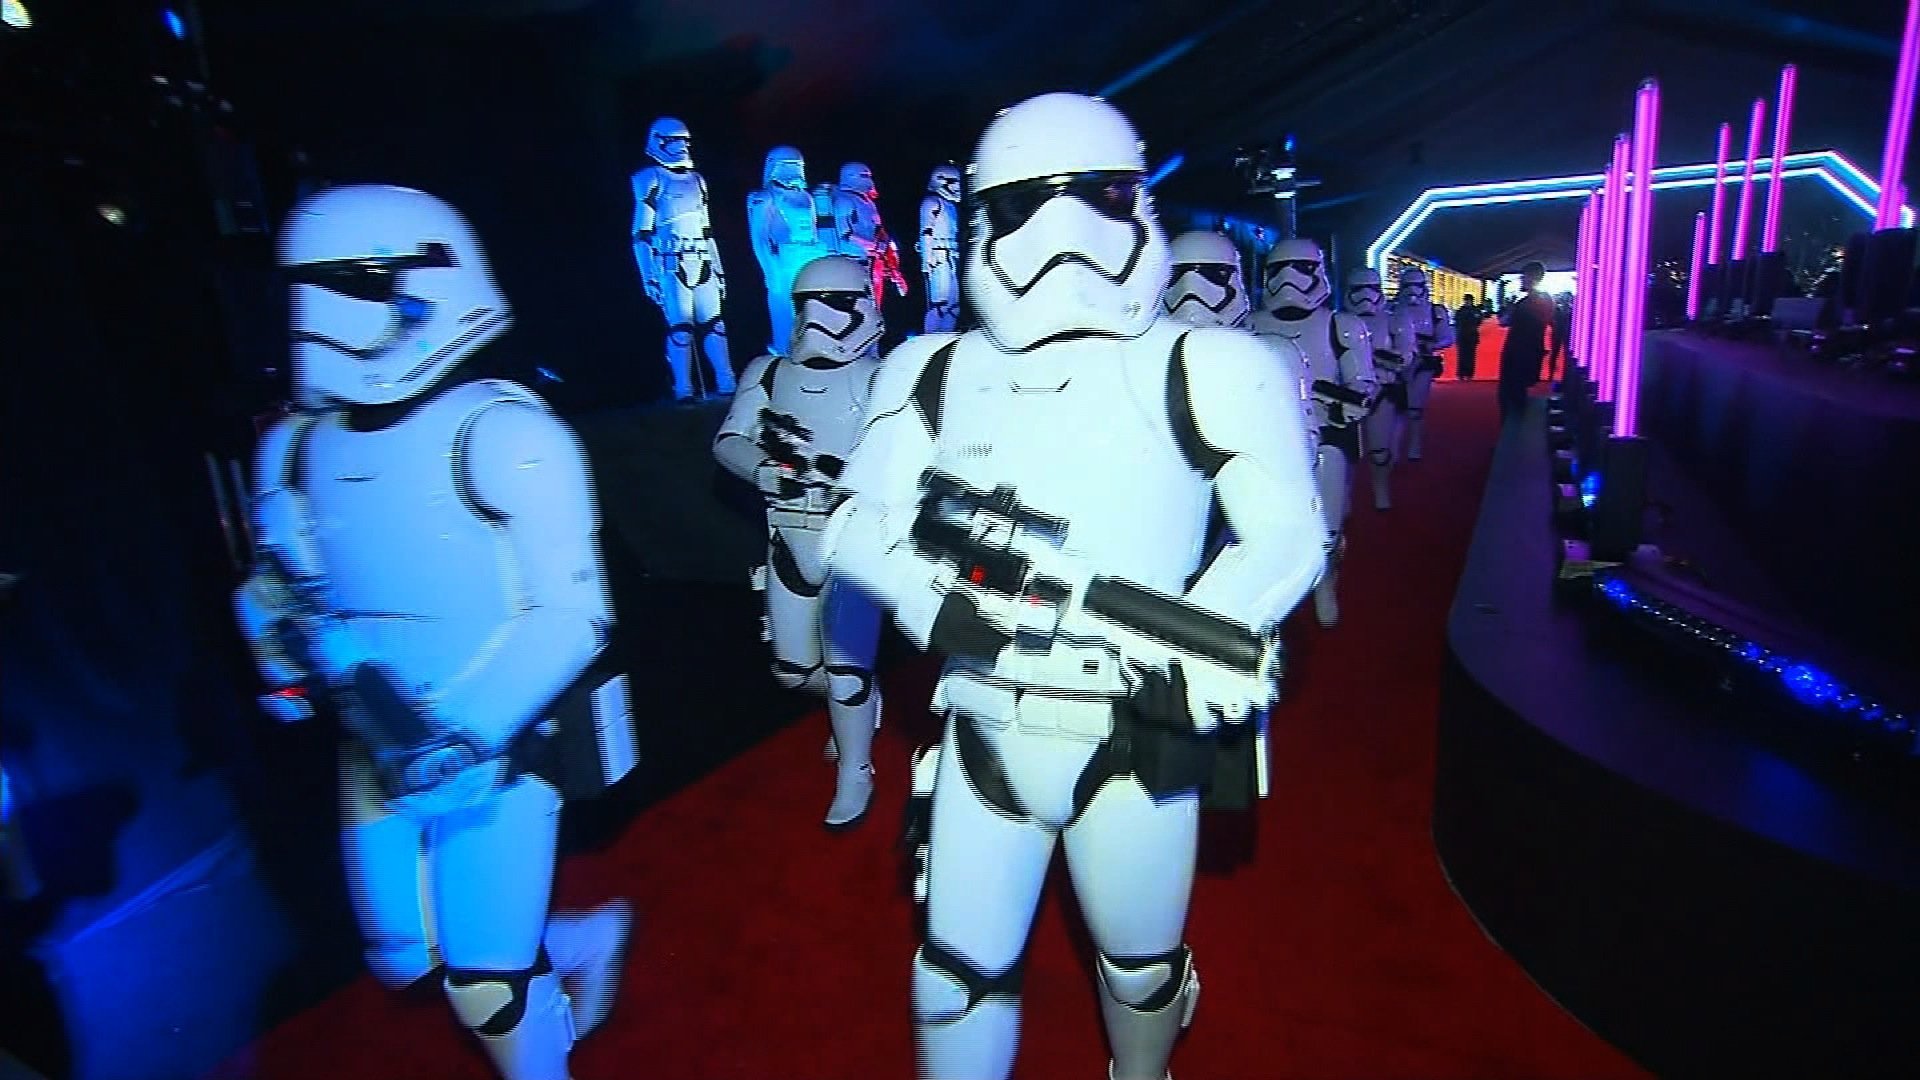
[911, 339, 962, 440]
[285, 416, 319, 497]
[758, 355, 780, 397]
[1165, 332, 1229, 480]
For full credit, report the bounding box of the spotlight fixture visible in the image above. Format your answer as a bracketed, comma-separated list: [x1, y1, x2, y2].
[1, 1, 27, 30]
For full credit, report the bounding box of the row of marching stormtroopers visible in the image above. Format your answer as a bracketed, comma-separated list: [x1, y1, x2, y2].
[629, 117, 964, 402]
[1160, 233, 1452, 628]
[238, 91, 1325, 1080]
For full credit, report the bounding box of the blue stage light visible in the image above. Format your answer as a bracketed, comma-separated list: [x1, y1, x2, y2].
[1145, 154, 1186, 189]
[1579, 472, 1600, 508]
[1589, 570, 1914, 755]
[535, 366, 564, 383]
[164, 9, 186, 40]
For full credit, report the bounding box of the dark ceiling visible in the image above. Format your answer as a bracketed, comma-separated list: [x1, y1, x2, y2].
[156, 0, 1920, 275]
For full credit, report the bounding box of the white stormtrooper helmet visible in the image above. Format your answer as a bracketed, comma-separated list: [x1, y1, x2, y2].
[1345, 267, 1385, 316]
[790, 254, 884, 365]
[963, 92, 1170, 351]
[765, 146, 807, 190]
[647, 117, 694, 170]
[929, 163, 962, 203]
[1162, 230, 1249, 328]
[1398, 266, 1432, 306]
[1262, 237, 1332, 315]
[839, 162, 877, 198]
[278, 184, 510, 408]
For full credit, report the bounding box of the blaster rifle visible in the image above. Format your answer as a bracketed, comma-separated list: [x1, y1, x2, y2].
[911, 470, 1283, 715]
[257, 550, 485, 800]
[873, 224, 909, 298]
[1311, 378, 1372, 423]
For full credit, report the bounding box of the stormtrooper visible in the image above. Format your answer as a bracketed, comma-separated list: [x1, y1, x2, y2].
[918, 163, 964, 333]
[823, 93, 1324, 1080]
[233, 185, 636, 1080]
[631, 117, 734, 402]
[1391, 266, 1454, 460]
[713, 255, 887, 829]
[748, 146, 838, 356]
[830, 162, 911, 303]
[1250, 237, 1378, 629]
[1160, 230, 1250, 329]
[1344, 268, 1416, 511]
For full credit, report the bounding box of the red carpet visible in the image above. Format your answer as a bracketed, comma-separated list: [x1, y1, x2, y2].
[210, 381, 1646, 1079]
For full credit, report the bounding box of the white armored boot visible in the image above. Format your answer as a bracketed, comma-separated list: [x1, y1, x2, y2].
[824, 684, 880, 829]
[1369, 461, 1393, 511]
[543, 899, 634, 1040]
[1098, 950, 1199, 1080]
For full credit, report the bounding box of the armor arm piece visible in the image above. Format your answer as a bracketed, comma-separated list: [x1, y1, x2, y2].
[714, 354, 777, 482]
[1176, 329, 1327, 630]
[630, 171, 664, 283]
[234, 416, 326, 689]
[428, 393, 609, 754]
[821, 334, 965, 649]
[746, 190, 776, 264]
[1330, 312, 1379, 401]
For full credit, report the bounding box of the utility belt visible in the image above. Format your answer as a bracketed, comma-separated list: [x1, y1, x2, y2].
[766, 484, 843, 525]
[933, 671, 1256, 809]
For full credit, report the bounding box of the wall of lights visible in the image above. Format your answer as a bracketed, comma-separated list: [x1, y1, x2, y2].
[1366, 150, 1916, 274]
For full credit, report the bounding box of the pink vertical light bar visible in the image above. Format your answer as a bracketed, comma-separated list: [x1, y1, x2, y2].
[1595, 137, 1630, 403]
[1878, 0, 1920, 229]
[1615, 79, 1661, 439]
[1732, 97, 1767, 263]
[1707, 122, 1731, 266]
[1762, 65, 1798, 253]
[1687, 211, 1708, 320]
[1574, 197, 1596, 363]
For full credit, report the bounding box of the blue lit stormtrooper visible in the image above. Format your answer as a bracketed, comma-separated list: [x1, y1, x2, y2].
[1391, 267, 1454, 460]
[631, 117, 734, 402]
[1344, 268, 1416, 511]
[1251, 238, 1377, 629]
[713, 255, 887, 829]
[232, 185, 636, 1080]
[919, 163, 963, 332]
[824, 93, 1324, 1080]
[830, 162, 911, 303]
[748, 146, 837, 355]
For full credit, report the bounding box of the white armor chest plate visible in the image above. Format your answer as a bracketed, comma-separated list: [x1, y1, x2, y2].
[768, 187, 821, 246]
[1403, 302, 1437, 346]
[923, 197, 958, 248]
[770, 357, 877, 464]
[1256, 308, 1338, 385]
[648, 167, 712, 248]
[300, 382, 518, 696]
[931, 323, 1211, 595]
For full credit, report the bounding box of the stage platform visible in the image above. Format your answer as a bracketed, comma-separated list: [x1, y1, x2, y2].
[1433, 398, 1920, 1078]
[1640, 332, 1920, 662]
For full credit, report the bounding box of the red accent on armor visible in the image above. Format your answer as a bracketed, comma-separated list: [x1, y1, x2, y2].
[968, 566, 986, 585]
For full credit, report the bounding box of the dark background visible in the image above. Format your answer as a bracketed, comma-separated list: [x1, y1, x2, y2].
[0, 1, 1913, 1077]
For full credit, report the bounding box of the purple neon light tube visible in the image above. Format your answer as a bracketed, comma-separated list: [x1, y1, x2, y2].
[1595, 137, 1630, 403]
[1574, 197, 1595, 362]
[1762, 65, 1797, 254]
[1615, 80, 1660, 438]
[1687, 211, 1707, 321]
[1878, 0, 1920, 229]
[1732, 97, 1767, 263]
[1707, 122, 1731, 266]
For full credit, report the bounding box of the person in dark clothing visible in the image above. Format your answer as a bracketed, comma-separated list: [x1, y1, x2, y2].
[1548, 292, 1573, 378]
[1453, 295, 1482, 379]
[1499, 262, 1554, 423]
